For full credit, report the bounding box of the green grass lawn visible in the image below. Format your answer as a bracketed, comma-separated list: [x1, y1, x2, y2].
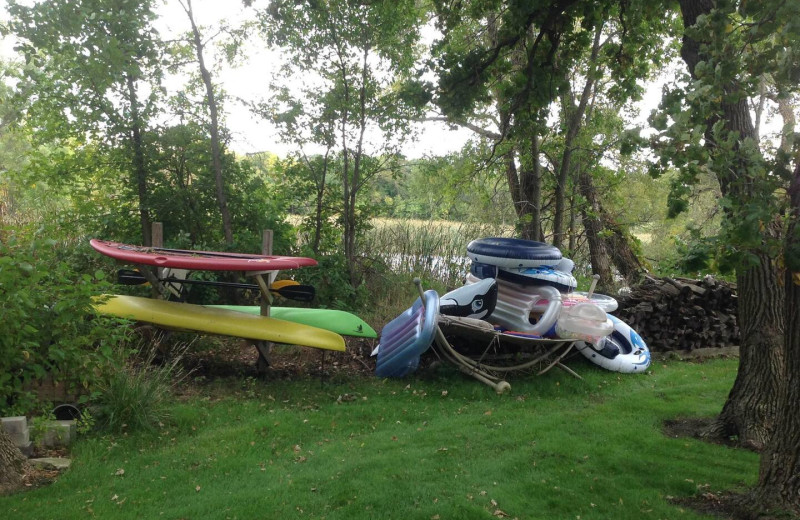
[2, 358, 756, 519]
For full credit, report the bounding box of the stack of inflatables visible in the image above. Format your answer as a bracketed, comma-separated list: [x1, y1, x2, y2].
[375, 237, 650, 379]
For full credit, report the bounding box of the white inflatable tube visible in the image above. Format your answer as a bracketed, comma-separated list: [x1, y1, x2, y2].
[466, 273, 561, 335]
[576, 314, 651, 373]
[555, 303, 613, 346]
[531, 291, 618, 314]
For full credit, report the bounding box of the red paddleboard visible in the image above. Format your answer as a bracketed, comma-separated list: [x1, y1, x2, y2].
[90, 239, 317, 271]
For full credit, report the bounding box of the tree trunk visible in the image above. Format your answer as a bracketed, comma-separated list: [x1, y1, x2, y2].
[552, 24, 602, 250]
[679, 0, 786, 449]
[600, 208, 645, 285]
[126, 73, 151, 246]
[0, 427, 28, 495]
[702, 253, 785, 450]
[184, 0, 234, 246]
[750, 160, 800, 517]
[578, 170, 614, 291]
[506, 150, 544, 241]
[312, 155, 329, 255]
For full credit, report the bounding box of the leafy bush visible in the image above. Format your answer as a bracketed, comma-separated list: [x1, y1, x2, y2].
[0, 234, 121, 415]
[294, 250, 369, 311]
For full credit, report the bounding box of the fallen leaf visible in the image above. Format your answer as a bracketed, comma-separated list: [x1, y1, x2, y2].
[195, 486, 201, 492]
[441, 390, 448, 397]
[114, 469, 125, 476]
[111, 494, 118, 501]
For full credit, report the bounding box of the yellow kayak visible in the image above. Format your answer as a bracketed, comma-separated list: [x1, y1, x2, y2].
[94, 294, 345, 352]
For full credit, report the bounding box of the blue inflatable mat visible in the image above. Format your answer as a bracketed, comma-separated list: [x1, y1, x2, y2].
[376, 290, 440, 378]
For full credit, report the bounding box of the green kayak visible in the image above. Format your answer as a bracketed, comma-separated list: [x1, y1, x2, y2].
[206, 305, 377, 338]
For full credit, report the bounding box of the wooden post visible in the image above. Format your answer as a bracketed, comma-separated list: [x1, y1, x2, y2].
[148, 222, 165, 298]
[261, 229, 274, 257]
[255, 229, 275, 373]
[260, 229, 274, 316]
[151, 222, 163, 248]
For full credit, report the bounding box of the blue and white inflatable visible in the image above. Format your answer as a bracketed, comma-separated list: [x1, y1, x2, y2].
[467, 237, 562, 269]
[576, 314, 651, 373]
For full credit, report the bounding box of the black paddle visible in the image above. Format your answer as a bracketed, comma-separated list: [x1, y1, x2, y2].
[116, 269, 316, 302]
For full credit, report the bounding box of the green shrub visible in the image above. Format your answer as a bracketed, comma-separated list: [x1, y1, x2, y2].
[0, 234, 121, 415]
[294, 250, 370, 311]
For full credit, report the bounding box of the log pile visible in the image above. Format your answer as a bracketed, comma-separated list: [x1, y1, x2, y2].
[614, 275, 739, 352]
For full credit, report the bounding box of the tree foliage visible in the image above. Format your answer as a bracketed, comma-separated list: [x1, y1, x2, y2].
[251, 0, 429, 284]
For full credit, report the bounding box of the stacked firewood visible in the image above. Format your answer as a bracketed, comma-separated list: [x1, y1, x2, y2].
[614, 275, 739, 352]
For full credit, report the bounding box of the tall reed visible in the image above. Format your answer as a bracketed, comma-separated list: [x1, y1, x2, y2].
[360, 218, 512, 288]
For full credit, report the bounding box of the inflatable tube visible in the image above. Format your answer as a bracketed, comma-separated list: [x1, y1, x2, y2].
[466, 273, 561, 334]
[440, 278, 497, 320]
[531, 291, 618, 314]
[576, 314, 651, 373]
[469, 261, 498, 280]
[554, 303, 613, 347]
[466, 237, 562, 269]
[497, 266, 578, 293]
[375, 290, 439, 378]
[555, 258, 575, 274]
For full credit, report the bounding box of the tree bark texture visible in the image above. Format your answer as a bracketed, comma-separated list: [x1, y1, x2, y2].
[751, 163, 800, 516]
[679, 0, 786, 449]
[578, 170, 614, 291]
[704, 253, 785, 450]
[0, 427, 28, 495]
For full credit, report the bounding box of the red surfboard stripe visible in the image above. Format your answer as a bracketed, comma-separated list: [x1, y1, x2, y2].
[90, 239, 317, 271]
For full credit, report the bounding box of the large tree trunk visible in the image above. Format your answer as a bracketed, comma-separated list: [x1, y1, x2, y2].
[678, 0, 785, 449]
[703, 253, 785, 450]
[0, 427, 28, 495]
[750, 154, 800, 517]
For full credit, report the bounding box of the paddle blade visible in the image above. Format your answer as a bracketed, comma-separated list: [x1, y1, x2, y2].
[270, 279, 300, 290]
[117, 269, 148, 285]
[272, 284, 315, 302]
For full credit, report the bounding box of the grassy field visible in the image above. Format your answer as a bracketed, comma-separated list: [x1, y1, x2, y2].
[2, 358, 755, 520]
